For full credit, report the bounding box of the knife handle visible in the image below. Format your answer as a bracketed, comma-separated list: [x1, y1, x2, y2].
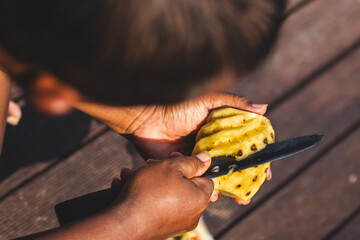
[54, 186, 123, 226]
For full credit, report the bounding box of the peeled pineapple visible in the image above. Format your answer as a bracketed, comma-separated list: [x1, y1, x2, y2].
[192, 108, 275, 201]
[170, 108, 274, 240]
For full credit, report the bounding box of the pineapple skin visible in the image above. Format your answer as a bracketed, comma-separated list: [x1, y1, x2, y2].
[192, 108, 275, 201]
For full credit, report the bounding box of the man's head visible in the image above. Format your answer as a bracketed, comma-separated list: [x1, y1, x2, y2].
[0, 0, 285, 113]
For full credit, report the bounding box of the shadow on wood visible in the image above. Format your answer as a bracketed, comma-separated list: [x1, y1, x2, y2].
[0, 104, 92, 182]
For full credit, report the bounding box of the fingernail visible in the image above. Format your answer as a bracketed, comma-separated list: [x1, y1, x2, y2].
[7, 116, 20, 126]
[196, 151, 211, 162]
[252, 104, 268, 109]
[210, 193, 219, 203]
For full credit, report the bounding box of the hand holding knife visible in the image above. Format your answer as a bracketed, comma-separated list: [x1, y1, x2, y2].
[55, 134, 323, 226]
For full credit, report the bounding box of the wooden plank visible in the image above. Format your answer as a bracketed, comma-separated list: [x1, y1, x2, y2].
[229, 0, 360, 105]
[331, 211, 360, 240]
[204, 42, 360, 235]
[0, 107, 105, 197]
[0, 131, 144, 239]
[220, 127, 360, 239]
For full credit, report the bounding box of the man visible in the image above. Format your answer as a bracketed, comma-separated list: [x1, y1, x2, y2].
[0, 0, 285, 239]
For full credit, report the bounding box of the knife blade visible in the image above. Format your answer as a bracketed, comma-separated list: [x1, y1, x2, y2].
[203, 134, 323, 179]
[54, 134, 323, 226]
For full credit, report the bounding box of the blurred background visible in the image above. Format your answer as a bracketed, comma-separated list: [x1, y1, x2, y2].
[1, 0, 359, 239]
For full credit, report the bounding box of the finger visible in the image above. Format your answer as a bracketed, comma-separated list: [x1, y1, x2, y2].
[191, 177, 214, 202]
[206, 92, 268, 115]
[209, 190, 221, 203]
[266, 166, 272, 180]
[7, 101, 22, 126]
[174, 152, 211, 179]
[233, 199, 251, 205]
[146, 159, 161, 165]
[169, 152, 184, 158]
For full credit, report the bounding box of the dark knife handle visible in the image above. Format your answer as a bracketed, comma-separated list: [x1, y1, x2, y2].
[55, 186, 123, 226]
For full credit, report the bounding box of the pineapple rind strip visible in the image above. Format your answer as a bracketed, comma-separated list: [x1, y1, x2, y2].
[205, 108, 257, 123]
[196, 114, 259, 141]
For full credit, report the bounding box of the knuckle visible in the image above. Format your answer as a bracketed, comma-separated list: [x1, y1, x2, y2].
[232, 95, 249, 105]
[189, 222, 198, 231]
[188, 157, 199, 172]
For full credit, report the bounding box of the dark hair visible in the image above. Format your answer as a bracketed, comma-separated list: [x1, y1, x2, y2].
[0, 0, 285, 105]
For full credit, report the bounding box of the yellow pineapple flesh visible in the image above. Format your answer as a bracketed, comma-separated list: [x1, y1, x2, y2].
[192, 108, 275, 201]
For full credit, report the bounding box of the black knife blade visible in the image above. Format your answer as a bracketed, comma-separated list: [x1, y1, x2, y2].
[202, 134, 323, 179]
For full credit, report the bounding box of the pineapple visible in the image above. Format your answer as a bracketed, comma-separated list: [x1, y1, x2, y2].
[170, 108, 275, 240]
[192, 108, 275, 201]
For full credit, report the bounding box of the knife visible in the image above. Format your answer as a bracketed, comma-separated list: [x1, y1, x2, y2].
[54, 134, 323, 226]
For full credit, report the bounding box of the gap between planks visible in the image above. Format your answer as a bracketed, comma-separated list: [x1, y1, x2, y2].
[268, 39, 360, 112]
[0, 127, 109, 202]
[323, 206, 360, 240]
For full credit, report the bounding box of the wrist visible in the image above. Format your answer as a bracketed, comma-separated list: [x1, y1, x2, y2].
[72, 100, 157, 135]
[104, 196, 153, 240]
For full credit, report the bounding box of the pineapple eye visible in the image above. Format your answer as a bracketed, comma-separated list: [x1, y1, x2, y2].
[263, 138, 268, 144]
[253, 176, 258, 182]
[236, 150, 243, 156]
[254, 166, 258, 168]
[265, 167, 269, 173]
[236, 184, 241, 189]
[251, 144, 257, 151]
[246, 191, 251, 196]
[271, 132, 274, 139]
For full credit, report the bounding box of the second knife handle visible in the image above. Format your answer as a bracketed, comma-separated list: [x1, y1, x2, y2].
[54, 186, 123, 226]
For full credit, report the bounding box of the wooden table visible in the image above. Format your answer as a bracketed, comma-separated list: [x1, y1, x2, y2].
[1, 0, 360, 239]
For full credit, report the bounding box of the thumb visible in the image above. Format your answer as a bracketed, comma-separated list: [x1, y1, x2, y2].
[7, 101, 22, 126]
[205, 92, 268, 115]
[175, 152, 211, 179]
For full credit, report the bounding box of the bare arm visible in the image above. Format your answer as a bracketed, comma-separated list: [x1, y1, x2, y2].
[0, 70, 10, 156]
[15, 153, 214, 240]
[16, 204, 146, 240]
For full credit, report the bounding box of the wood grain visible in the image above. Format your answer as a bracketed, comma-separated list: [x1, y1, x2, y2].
[331, 211, 360, 240]
[0, 131, 144, 239]
[220, 127, 360, 240]
[205, 43, 360, 236]
[229, 0, 360, 105]
[0, 109, 105, 197]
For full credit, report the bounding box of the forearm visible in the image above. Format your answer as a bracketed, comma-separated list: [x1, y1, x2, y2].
[0, 70, 10, 155]
[16, 202, 149, 240]
[73, 101, 156, 135]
